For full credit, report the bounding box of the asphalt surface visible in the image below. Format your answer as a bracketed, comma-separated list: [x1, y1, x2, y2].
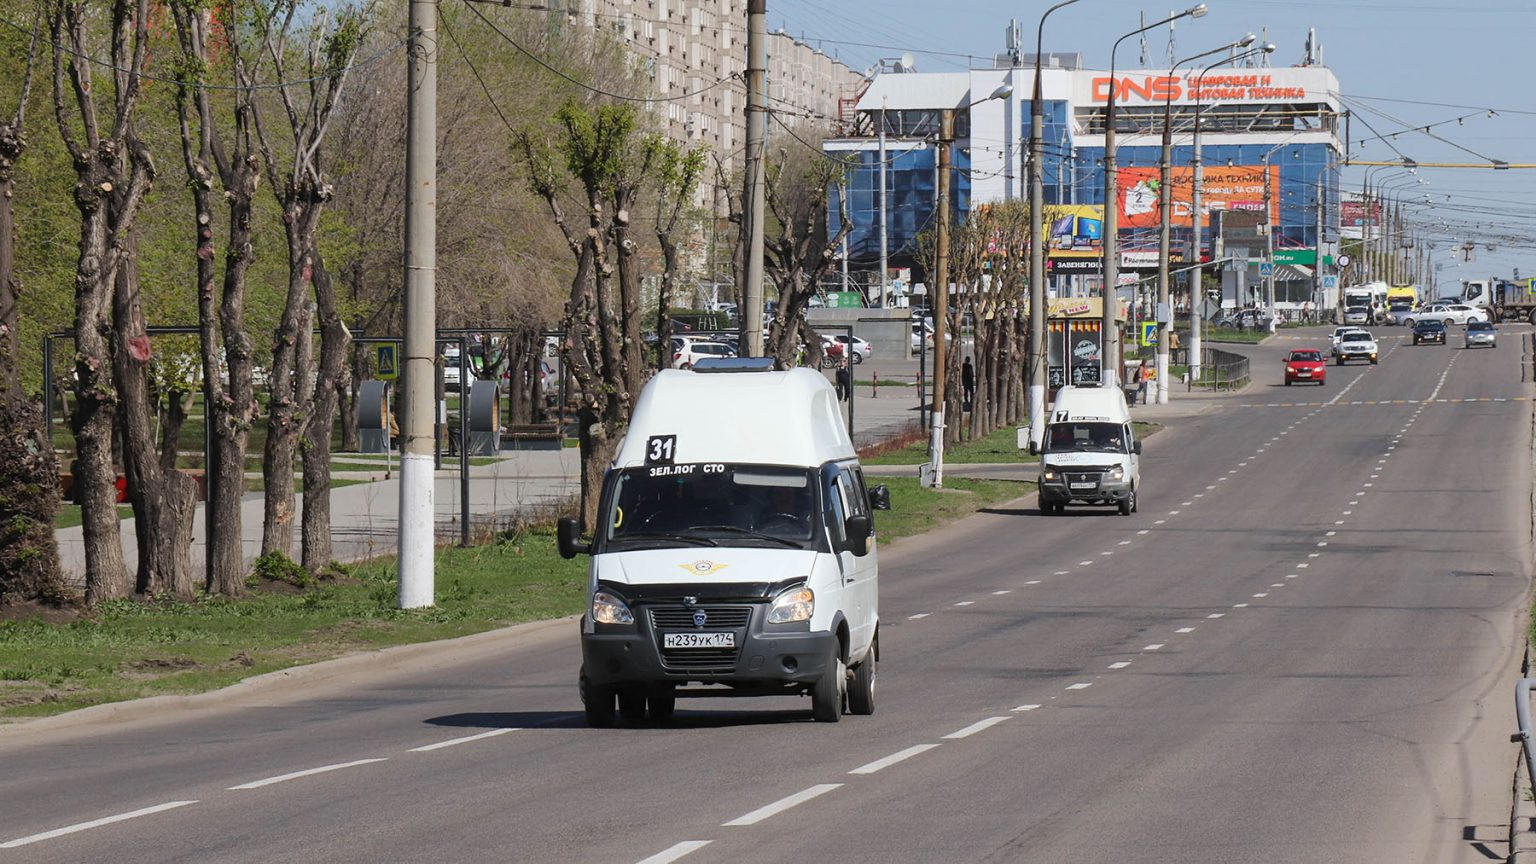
[2, 324, 1532, 863]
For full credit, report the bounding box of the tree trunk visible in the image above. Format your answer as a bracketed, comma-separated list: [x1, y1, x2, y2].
[656, 236, 678, 371]
[0, 118, 66, 605]
[300, 253, 349, 574]
[576, 406, 619, 533]
[260, 223, 312, 560]
[112, 255, 196, 599]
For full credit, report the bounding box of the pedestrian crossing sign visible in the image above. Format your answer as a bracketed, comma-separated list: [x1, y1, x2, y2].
[1258, 261, 1275, 277]
[1140, 322, 1158, 347]
[376, 343, 400, 381]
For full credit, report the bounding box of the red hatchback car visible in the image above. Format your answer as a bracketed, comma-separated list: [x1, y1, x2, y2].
[1284, 349, 1327, 385]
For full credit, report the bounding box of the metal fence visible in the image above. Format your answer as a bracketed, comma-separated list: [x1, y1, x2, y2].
[1170, 345, 1250, 392]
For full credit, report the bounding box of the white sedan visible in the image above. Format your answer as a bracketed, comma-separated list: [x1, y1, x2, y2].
[1398, 303, 1489, 327]
[825, 333, 873, 363]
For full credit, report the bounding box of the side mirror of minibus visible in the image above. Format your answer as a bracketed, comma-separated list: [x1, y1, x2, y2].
[1132, 440, 1142, 455]
[844, 514, 873, 557]
[557, 516, 590, 559]
[867, 484, 892, 511]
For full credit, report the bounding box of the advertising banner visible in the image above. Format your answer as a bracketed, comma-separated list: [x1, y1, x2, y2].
[1042, 204, 1105, 259]
[1116, 165, 1278, 228]
[1340, 199, 1381, 228]
[1074, 67, 1338, 107]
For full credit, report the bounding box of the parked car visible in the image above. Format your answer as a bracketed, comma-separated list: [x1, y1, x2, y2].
[1464, 320, 1497, 349]
[824, 333, 872, 364]
[1412, 319, 1446, 345]
[1332, 330, 1378, 365]
[911, 321, 933, 351]
[1400, 303, 1488, 327]
[672, 340, 736, 369]
[1284, 349, 1327, 385]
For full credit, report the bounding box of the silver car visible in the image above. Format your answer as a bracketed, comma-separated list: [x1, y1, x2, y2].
[1464, 321, 1496, 349]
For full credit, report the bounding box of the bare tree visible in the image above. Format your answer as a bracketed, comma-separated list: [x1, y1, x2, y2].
[50, 0, 159, 602]
[251, 2, 364, 563]
[761, 134, 852, 369]
[518, 101, 659, 530]
[168, 0, 266, 595]
[0, 7, 65, 605]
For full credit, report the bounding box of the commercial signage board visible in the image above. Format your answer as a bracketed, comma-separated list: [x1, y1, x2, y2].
[1074, 67, 1339, 107]
[1042, 204, 1105, 259]
[1116, 165, 1279, 228]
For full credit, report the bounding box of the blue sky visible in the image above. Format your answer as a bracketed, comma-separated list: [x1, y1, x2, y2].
[771, 0, 1536, 287]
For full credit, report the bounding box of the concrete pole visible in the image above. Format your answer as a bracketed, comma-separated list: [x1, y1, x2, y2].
[1264, 163, 1276, 328]
[1100, 80, 1120, 386]
[399, 0, 437, 609]
[878, 99, 889, 306]
[742, 0, 767, 355]
[1154, 104, 1174, 404]
[1313, 174, 1325, 319]
[1189, 98, 1204, 380]
[928, 108, 953, 488]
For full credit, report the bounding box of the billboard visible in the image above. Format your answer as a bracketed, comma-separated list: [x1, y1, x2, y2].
[1074, 67, 1339, 107]
[1042, 204, 1104, 258]
[1116, 165, 1278, 229]
[1340, 199, 1381, 228]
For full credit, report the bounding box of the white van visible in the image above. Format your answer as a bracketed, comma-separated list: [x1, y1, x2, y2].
[558, 358, 888, 726]
[1035, 383, 1142, 516]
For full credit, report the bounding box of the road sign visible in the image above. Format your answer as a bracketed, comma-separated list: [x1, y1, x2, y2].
[1337, 254, 1352, 268]
[1272, 248, 1316, 266]
[376, 342, 400, 381]
[1139, 322, 1158, 347]
[1322, 275, 1338, 289]
[1258, 261, 1275, 277]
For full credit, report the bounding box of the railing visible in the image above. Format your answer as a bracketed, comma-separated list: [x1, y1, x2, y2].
[1170, 345, 1250, 392]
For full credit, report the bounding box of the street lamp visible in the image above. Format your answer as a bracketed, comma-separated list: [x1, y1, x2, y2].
[1027, 0, 1083, 450]
[1101, 3, 1207, 386]
[927, 81, 1013, 488]
[1187, 41, 1274, 381]
[1152, 33, 1254, 405]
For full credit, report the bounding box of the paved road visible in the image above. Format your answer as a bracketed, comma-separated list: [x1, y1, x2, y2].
[3, 325, 1531, 862]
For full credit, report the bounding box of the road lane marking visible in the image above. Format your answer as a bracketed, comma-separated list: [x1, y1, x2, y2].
[1025, 580, 1041, 585]
[1309, 552, 1321, 557]
[1079, 561, 1094, 566]
[1144, 643, 1164, 650]
[229, 759, 388, 790]
[724, 784, 843, 827]
[992, 590, 1012, 595]
[1013, 704, 1042, 712]
[944, 717, 1011, 739]
[1233, 603, 1248, 608]
[1271, 583, 1284, 588]
[1119, 540, 1132, 545]
[1181, 501, 1193, 506]
[1297, 563, 1310, 568]
[636, 841, 713, 864]
[1154, 520, 1167, 525]
[1253, 593, 1268, 598]
[1176, 627, 1196, 633]
[1054, 571, 1069, 576]
[954, 601, 975, 607]
[1065, 682, 1093, 691]
[1327, 530, 1338, 535]
[850, 744, 941, 775]
[1108, 661, 1131, 669]
[409, 728, 518, 752]
[908, 613, 930, 620]
[1207, 613, 1225, 619]
[0, 801, 199, 849]
[1137, 530, 1150, 535]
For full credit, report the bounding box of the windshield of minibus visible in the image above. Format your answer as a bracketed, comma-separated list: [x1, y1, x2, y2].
[1045, 421, 1127, 454]
[603, 464, 820, 551]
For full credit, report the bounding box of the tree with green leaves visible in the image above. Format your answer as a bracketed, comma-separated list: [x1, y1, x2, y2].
[517, 100, 668, 529]
[652, 142, 705, 370]
[0, 4, 65, 606]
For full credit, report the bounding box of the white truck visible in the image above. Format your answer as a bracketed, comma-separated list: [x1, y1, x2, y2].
[560, 358, 887, 726]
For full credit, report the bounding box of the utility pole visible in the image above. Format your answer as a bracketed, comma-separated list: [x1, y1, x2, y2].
[399, 0, 437, 609]
[1313, 174, 1325, 316]
[742, 0, 767, 355]
[878, 98, 889, 307]
[1264, 166, 1275, 327]
[928, 108, 954, 488]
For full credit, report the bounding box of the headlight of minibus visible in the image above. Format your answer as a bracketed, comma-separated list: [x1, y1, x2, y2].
[1042, 469, 1058, 482]
[767, 585, 815, 624]
[591, 590, 634, 625]
[1108, 466, 1124, 481]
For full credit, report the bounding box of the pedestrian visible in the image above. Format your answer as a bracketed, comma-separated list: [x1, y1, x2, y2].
[835, 357, 852, 402]
[961, 357, 975, 412]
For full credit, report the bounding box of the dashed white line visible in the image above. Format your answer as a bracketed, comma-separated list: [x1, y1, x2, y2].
[1137, 530, 1150, 535]
[1078, 561, 1094, 566]
[992, 590, 1012, 595]
[1270, 583, 1284, 588]
[1108, 661, 1132, 669]
[1065, 682, 1094, 691]
[1025, 580, 1041, 585]
[1297, 563, 1310, 568]
[1176, 627, 1196, 634]
[636, 841, 713, 864]
[1012, 704, 1042, 712]
[954, 601, 975, 607]
[229, 759, 388, 790]
[1233, 603, 1249, 608]
[1054, 570, 1070, 576]
[1144, 643, 1165, 651]
[1252, 593, 1268, 598]
[943, 717, 1011, 739]
[0, 801, 200, 849]
[1206, 613, 1225, 619]
[908, 613, 930, 620]
[409, 728, 517, 752]
[723, 784, 844, 827]
[1118, 540, 1133, 546]
[849, 744, 941, 775]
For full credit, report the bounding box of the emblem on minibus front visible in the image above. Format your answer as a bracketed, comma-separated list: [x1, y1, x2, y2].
[680, 560, 728, 576]
[693, 610, 708, 628]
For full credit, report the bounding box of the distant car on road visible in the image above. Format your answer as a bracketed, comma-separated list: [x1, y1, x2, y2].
[673, 340, 735, 369]
[1464, 320, 1497, 349]
[1332, 330, 1378, 365]
[1412, 319, 1447, 345]
[824, 333, 872, 364]
[1342, 306, 1370, 326]
[1400, 303, 1488, 327]
[1284, 349, 1327, 385]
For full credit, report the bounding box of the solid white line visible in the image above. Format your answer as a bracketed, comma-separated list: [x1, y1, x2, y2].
[408, 728, 517, 752]
[849, 744, 940, 775]
[1065, 682, 1093, 691]
[908, 613, 930, 620]
[636, 841, 713, 864]
[943, 716, 1011, 739]
[1108, 661, 1131, 669]
[723, 784, 843, 827]
[228, 759, 388, 790]
[0, 801, 199, 849]
[1144, 643, 1164, 650]
[1012, 704, 1042, 712]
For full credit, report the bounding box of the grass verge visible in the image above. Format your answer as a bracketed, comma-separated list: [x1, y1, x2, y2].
[866, 420, 1158, 466]
[1203, 327, 1269, 343]
[6, 472, 1036, 719]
